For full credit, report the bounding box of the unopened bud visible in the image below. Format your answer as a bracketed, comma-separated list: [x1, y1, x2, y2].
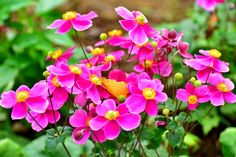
[43, 70, 50, 78]
[162, 108, 170, 116]
[85, 46, 93, 53]
[174, 72, 183, 81]
[168, 29, 177, 39]
[100, 33, 107, 40]
[190, 77, 196, 83]
[74, 130, 84, 141]
[118, 95, 126, 103]
[194, 80, 202, 87]
[151, 41, 158, 47]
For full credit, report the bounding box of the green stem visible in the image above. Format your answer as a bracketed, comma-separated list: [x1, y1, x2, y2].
[62, 143, 72, 157]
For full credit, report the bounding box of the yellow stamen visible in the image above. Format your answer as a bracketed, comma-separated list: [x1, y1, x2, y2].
[69, 65, 82, 75]
[209, 49, 221, 58]
[62, 11, 77, 20]
[142, 60, 153, 68]
[108, 29, 123, 37]
[188, 95, 198, 104]
[136, 15, 146, 25]
[87, 63, 92, 68]
[52, 49, 62, 60]
[16, 91, 29, 103]
[105, 55, 115, 63]
[91, 48, 105, 55]
[52, 76, 60, 87]
[143, 88, 156, 100]
[217, 82, 229, 92]
[105, 110, 119, 120]
[90, 74, 102, 85]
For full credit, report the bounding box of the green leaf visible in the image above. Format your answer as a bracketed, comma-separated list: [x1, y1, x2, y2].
[220, 104, 236, 116]
[44, 31, 75, 47]
[166, 126, 185, 147]
[35, 0, 66, 15]
[166, 120, 178, 130]
[0, 138, 24, 157]
[219, 127, 236, 157]
[184, 133, 200, 152]
[177, 112, 187, 124]
[0, 64, 18, 90]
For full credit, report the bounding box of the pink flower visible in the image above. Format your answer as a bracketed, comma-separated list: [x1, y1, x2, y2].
[0, 81, 48, 119]
[176, 82, 209, 110]
[196, 0, 224, 11]
[208, 73, 236, 106]
[115, 6, 158, 45]
[89, 99, 141, 140]
[26, 106, 60, 132]
[184, 49, 229, 82]
[69, 109, 106, 144]
[126, 78, 167, 116]
[47, 11, 97, 34]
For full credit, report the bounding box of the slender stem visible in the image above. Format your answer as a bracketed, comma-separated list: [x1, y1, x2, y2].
[122, 43, 134, 71]
[92, 132, 110, 157]
[118, 137, 126, 157]
[104, 40, 108, 56]
[62, 143, 72, 157]
[73, 29, 92, 66]
[134, 131, 147, 157]
[91, 140, 105, 157]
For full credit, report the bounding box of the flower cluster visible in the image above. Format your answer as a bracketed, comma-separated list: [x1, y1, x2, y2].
[0, 6, 235, 147]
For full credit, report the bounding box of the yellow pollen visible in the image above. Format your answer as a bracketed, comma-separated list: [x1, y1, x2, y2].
[52, 76, 60, 87]
[91, 48, 105, 55]
[69, 65, 82, 75]
[90, 74, 102, 85]
[108, 29, 123, 37]
[217, 82, 229, 92]
[142, 60, 153, 68]
[136, 15, 145, 25]
[105, 110, 119, 120]
[209, 49, 221, 58]
[62, 11, 77, 20]
[16, 91, 29, 103]
[87, 63, 92, 68]
[52, 49, 62, 60]
[105, 55, 115, 63]
[143, 88, 156, 100]
[188, 95, 198, 104]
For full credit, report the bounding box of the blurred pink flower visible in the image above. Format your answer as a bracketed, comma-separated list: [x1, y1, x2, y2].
[196, 0, 224, 11]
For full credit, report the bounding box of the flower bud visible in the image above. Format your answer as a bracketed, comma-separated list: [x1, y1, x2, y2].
[85, 45, 93, 53]
[162, 108, 170, 116]
[43, 70, 50, 78]
[168, 29, 177, 39]
[174, 72, 183, 81]
[151, 41, 158, 47]
[194, 80, 202, 87]
[190, 77, 196, 83]
[118, 95, 126, 103]
[100, 33, 107, 40]
[74, 130, 84, 141]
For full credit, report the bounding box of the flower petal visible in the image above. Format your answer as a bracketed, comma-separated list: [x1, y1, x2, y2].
[47, 19, 65, 29]
[91, 129, 106, 143]
[115, 7, 134, 20]
[210, 91, 224, 106]
[89, 116, 107, 131]
[145, 100, 158, 116]
[129, 25, 148, 45]
[11, 103, 28, 119]
[224, 92, 236, 104]
[71, 19, 92, 31]
[1, 91, 16, 108]
[116, 113, 141, 131]
[104, 121, 120, 140]
[27, 97, 48, 113]
[119, 20, 136, 31]
[69, 109, 87, 128]
[56, 21, 72, 34]
[96, 99, 116, 116]
[126, 94, 146, 114]
[72, 128, 90, 145]
[176, 89, 189, 102]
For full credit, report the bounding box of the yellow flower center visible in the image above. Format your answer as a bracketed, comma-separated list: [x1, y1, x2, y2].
[52, 49, 62, 60]
[136, 15, 145, 25]
[62, 11, 77, 20]
[217, 82, 229, 92]
[69, 65, 82, 75]
[142, 60, 153, 68]
[105, 55, 115, 63]
[16, 91, 29, 103]
[108, 29, 123, 37]
[87, 63, 92, 68]
[52, 76, 60, 87]
[188, 95, 198, 104]
[90, 74, 102, 85]
[105, 110, 119, 120]
[91, 48, 105, 55]
[209, 49, 221, 58]
[143, 88, 156, 100]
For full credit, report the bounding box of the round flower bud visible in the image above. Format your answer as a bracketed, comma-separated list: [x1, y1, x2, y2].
[168, 29, 177, 39]
[43, 70, 50, 78]
[194, 80, 202, 87]
[118, 95, 126, 103]
[190, 77, 196, 83]
[162, 108, 170, 116]
[85, 45, 93, 53]
[174, 72, 183, 81]
[151, 41, 158, 47]
[100, 33, 107, 40]
[47, 51, 54, 57]
[74, 130, 84, 141]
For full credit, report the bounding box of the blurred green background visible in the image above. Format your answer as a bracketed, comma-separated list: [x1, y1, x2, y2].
[0, 0, 236, 156]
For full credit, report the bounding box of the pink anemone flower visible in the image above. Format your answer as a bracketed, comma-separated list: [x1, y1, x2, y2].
[176, 82, 209, 110]
[184, 49, 229, 82]
[126, 78, 167, 116]
[69, 109, 106, 144]
[208, 73, 236, 106]
[0, 81, 48, 119]
[115, 6, 158, 45]
[89, 99, 141, 140]
[47, 11, 97, 34]
[196, 0, 224, 11]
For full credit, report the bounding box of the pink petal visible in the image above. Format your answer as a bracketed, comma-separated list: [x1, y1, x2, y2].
[56, 21, 72, 34]
[115, 7, 134, 20]
[138, 79, 156, 90]
[32, 114, 48, 132]
[96, 99, 116, 116]
[46, 110, 60, 124]
[91, 130, 106, 143]
[104, 121, 120, 140]
[224, 78, 235, 91]
[126, 94, 146, 114]
[69, 109, 87, 128]
[74, 92, 87, 107]
[79, 11, 98, 20]
[51, 87, 68, 109]
[116, 113, 141, 131]
[143, 24, 158, 38]
[196, 68, 211, 83]
[1, 91, 16, 108]
[210, 91, 224, 106]
[58, 73, 75, 88]
[119, 20, 136, 31]
[16, 85, 30, 92]
[89, 116, 107, 131]
[145, 100, 158, 116]
[129, 25, 148, 45]
[155, 92, 167, 103]
[188, 103, 198, 110]
[184, 59, 206, 70]
[116, 103, 128, 115]
[176, 89, 189, 102]
[11, 103, 28, 119]
[72, 128, 90, 145]
[87, 85, 101, 105]
[47, 19, 65, 29]
[71, 19, 92, 31]
[224, 92, 236, 104]
[30, 81, 48, 97]
[27, 97, 48, 113]
[213, 59, 229, 73]
[76, 77, 91, 91]
[195, 85, 209, 97]
[185, 82, 196, 93]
